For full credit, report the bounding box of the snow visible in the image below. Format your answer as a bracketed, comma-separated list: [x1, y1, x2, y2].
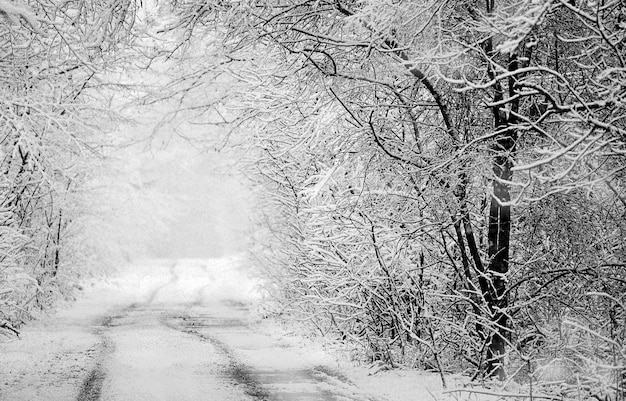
[0, 256, 459, 401]
[0, 0, 42, 33]
[101, 309, 244, 401]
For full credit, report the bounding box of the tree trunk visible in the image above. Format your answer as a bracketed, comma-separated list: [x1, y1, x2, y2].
[52, 209, 62, 277]
[485, 127, 515, 379]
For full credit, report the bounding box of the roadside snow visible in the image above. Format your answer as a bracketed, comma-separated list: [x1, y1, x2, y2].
[244, 316, 450, 401]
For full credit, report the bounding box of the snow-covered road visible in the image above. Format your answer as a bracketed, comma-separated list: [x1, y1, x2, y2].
[3, 257, 438, 401]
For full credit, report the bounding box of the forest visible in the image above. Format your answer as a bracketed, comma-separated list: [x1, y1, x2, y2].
[0, 0, 624, 398]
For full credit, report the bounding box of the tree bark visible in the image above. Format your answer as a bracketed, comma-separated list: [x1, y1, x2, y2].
[485, 126, 515, 379]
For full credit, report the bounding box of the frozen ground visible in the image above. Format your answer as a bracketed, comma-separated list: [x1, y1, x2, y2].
[0, 256, 457, 401]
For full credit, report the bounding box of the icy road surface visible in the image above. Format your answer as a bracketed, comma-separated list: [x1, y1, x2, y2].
[0, 258, 392, 401]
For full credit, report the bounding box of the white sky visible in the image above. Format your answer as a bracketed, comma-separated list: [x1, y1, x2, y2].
[86, 89, 253, 263]
[148, 149, 252, 259]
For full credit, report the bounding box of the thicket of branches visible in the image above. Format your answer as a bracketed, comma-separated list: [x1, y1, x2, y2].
[163, 0, 626, 395]
[2, 0, 623, 396]
[0, 0, 138, 336]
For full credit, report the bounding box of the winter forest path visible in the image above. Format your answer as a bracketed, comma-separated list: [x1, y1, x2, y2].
[0, 258, 386, 401]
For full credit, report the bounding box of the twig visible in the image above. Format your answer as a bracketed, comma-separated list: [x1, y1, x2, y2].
[443, 388, 562, 400]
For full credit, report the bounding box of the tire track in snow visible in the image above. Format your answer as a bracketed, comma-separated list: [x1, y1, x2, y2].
[76, 366, 106, 401]
[162, 313, 370, 401]
[162, 314, 270, 400]
[146, 261, 179, 305]
[75, 261, 211, 400]
[76, 304, 136, 401]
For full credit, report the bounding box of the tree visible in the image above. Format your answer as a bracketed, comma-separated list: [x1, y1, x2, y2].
[161, 0, 625, 388]
[0, 0, 139, 336]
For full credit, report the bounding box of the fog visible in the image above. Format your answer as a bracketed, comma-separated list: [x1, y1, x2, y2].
[82, 100, 253, 267]
[148, 150, 251, 259]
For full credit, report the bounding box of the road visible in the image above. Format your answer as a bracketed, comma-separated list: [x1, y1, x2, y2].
[0, 258, 375, 401]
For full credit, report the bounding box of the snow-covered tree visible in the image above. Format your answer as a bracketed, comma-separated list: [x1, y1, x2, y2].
[159, 0, 625, 391]
[0, 0, 139, 336]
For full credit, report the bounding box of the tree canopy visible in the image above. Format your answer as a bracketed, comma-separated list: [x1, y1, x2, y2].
[162, 0, 626, 389]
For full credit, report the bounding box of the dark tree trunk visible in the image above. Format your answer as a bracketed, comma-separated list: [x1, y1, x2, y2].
[52, 209, 63, 277]
[485, 127, 516, 379]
